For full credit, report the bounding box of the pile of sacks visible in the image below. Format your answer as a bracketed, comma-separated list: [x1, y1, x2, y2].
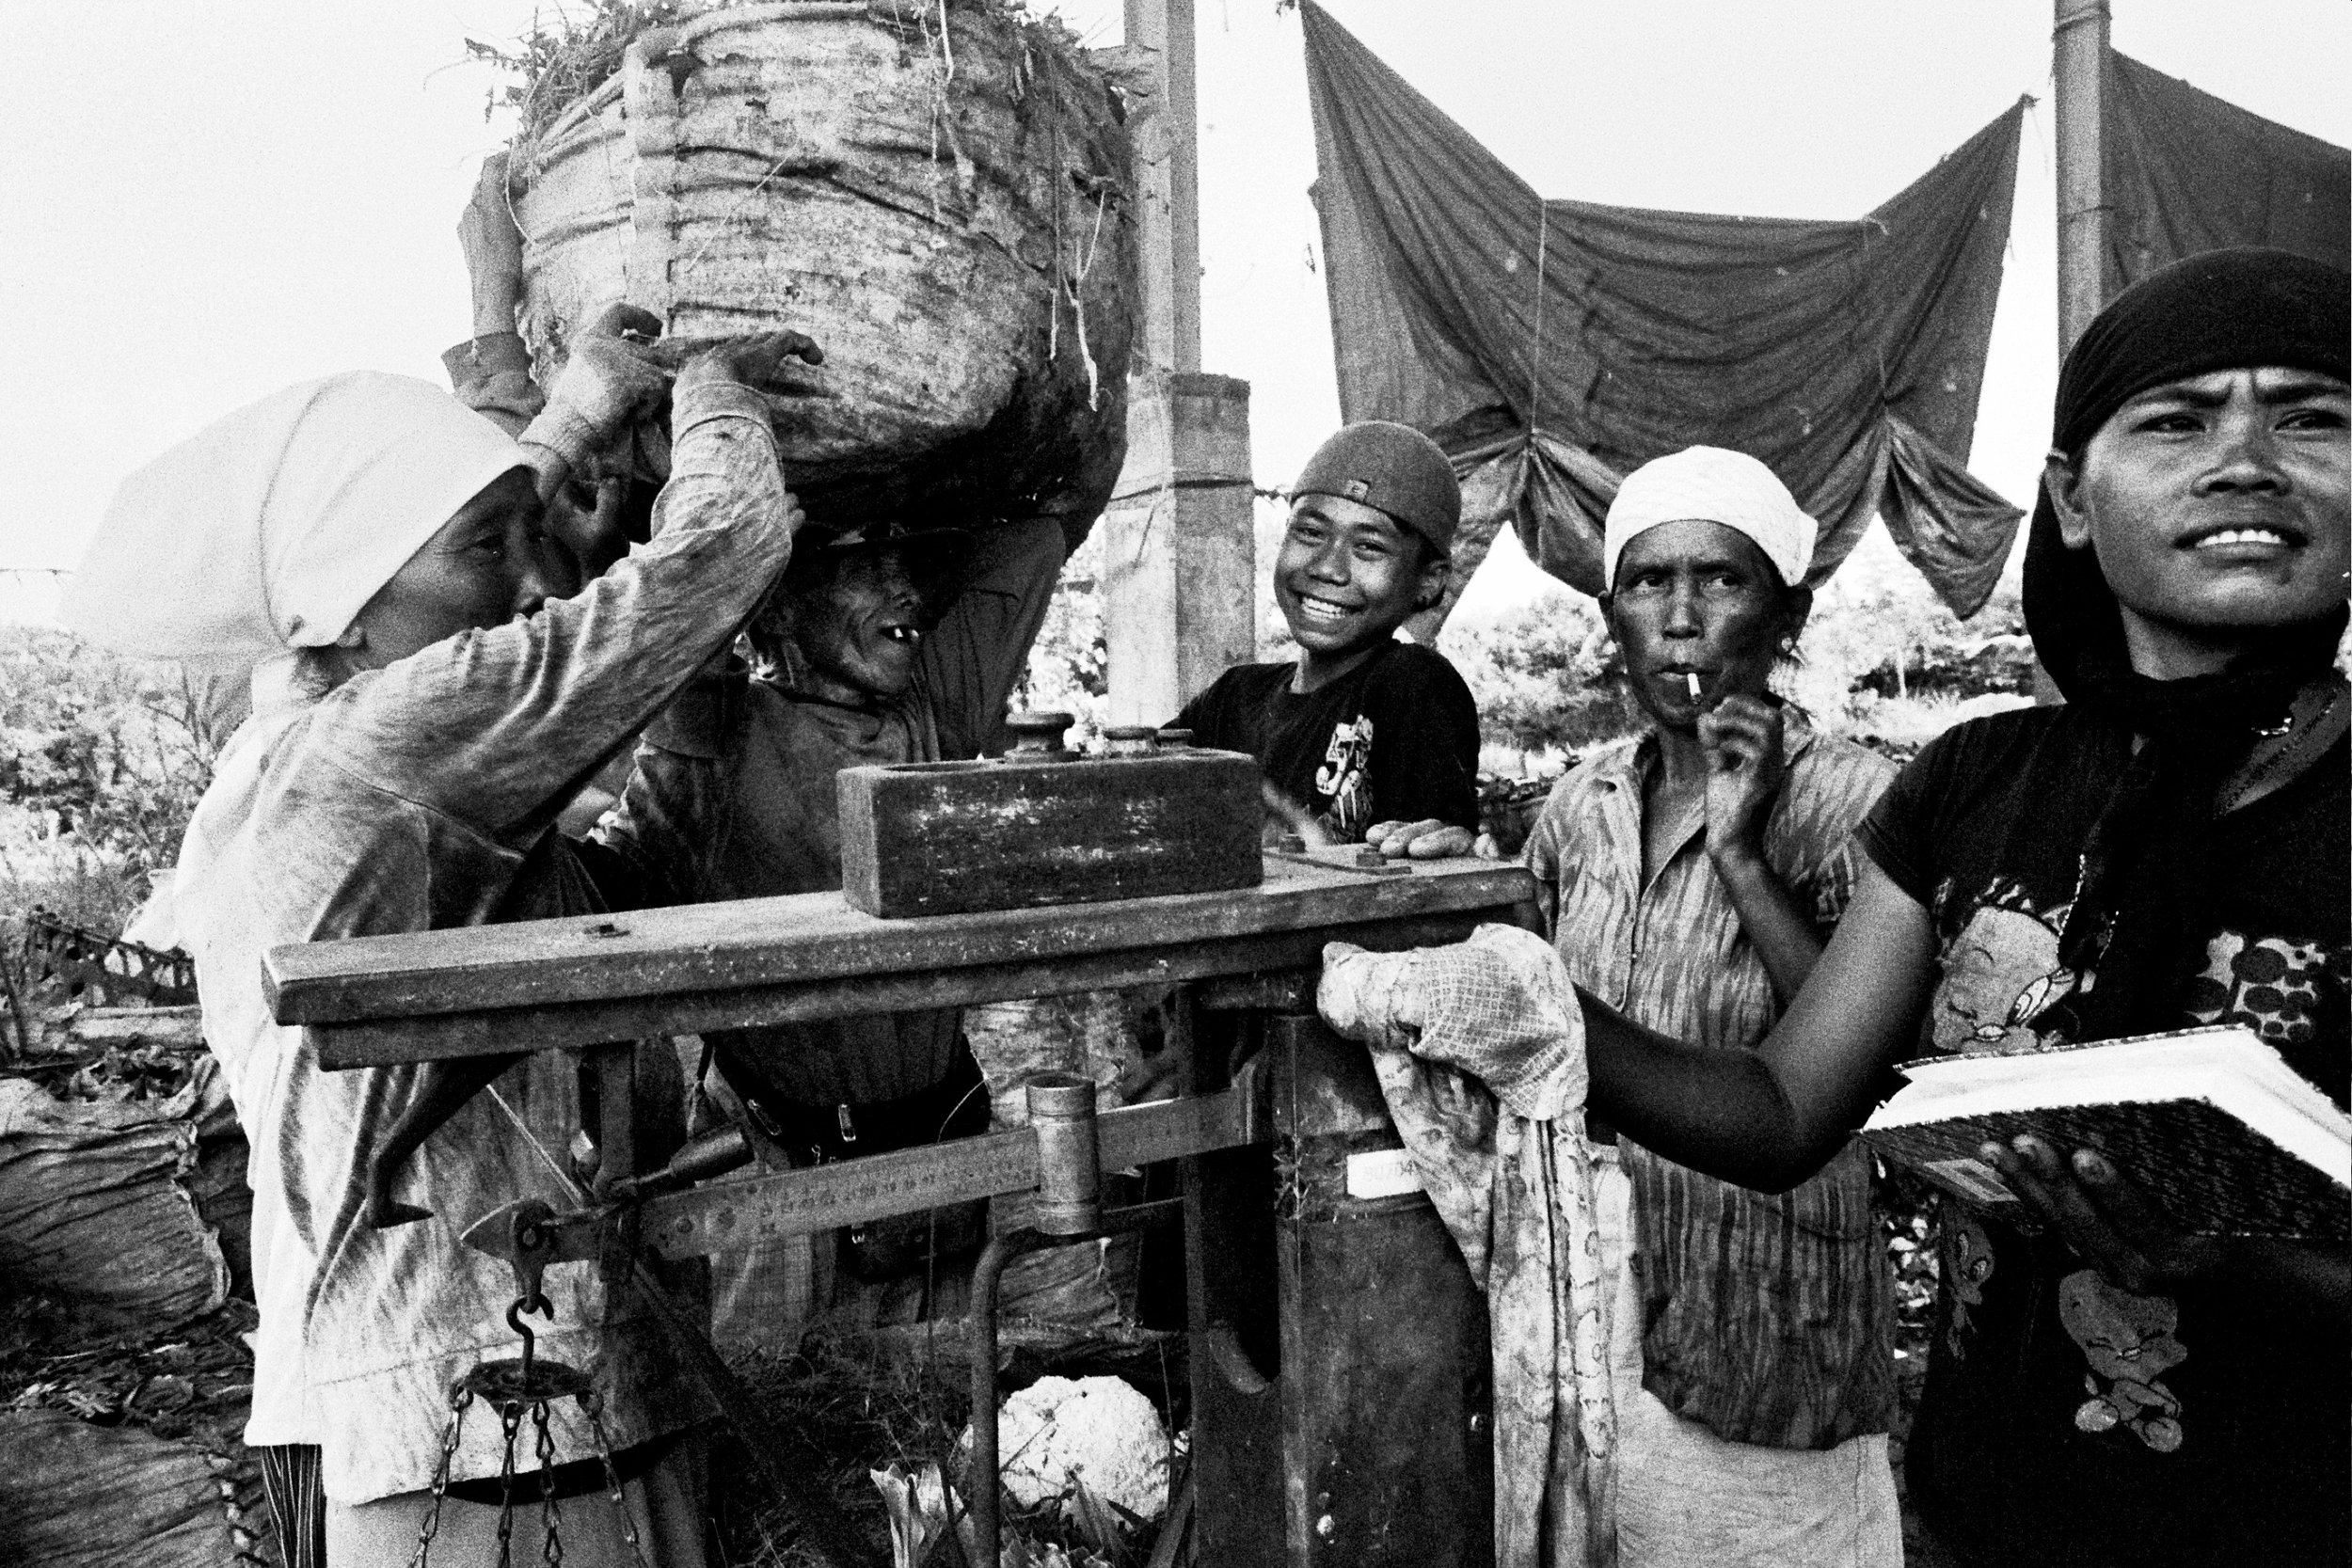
[0, 1006, 275, 1567]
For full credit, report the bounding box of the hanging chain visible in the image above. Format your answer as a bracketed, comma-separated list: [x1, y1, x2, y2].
[408, 1386, 473, 1568]
[494, 1400, 525, 1568]
[579, 1390, 655, 1568]
[535, 1402, 565, 1568]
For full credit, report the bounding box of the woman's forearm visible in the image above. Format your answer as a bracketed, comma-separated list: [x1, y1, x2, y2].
[1708, 846, 1827, 1006]
[1583, 863, 1938, 1192]
[1581, 991, 1834, 1191]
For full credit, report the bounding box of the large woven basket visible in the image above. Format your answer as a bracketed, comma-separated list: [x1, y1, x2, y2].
[510, 0, 1137, 533]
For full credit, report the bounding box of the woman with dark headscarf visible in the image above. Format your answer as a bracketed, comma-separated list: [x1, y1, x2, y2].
[1571, 246, 2348, 1566]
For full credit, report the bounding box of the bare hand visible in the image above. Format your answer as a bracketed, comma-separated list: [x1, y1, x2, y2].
[675, 330, 825, 397]
[1365, 818, 1476, 860]
[459, 153, 526, 339]
[1981, 1134, 2229, 1295]
[549, 305, 671, 434]
[1698, 694, 1786, 866]
[520, 305, 674, 482]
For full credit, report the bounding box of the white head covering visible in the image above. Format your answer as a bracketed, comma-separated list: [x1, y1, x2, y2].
[1600, 445, 1817, 592]
[64, 371, 525, 665]
[61, 372, 527, 950]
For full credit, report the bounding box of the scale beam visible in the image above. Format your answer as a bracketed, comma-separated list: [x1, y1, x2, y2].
[463, 1075, 1267, 1269]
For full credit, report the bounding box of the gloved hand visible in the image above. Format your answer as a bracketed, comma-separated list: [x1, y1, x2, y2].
[518, 303, 672, 479]
[1320, 926, 1586, 1121]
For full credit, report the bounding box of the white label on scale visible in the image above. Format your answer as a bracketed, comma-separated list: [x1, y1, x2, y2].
[1344, 1147, 1422, 1199]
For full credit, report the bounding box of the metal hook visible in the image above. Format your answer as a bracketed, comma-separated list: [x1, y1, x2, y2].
[507, 1292, 553, 1390]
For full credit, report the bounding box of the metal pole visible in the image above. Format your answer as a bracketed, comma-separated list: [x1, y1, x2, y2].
[967, 1200, 1181, 1567]
[2054, 0, 2111, 356]
[969, 1227, 1047, 1568]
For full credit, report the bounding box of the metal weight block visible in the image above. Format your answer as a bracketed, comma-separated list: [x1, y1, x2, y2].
[835, 713, 1263, 918]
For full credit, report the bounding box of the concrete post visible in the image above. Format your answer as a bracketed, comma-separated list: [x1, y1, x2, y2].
[1102, 374, 1257, 726]
[1103, 0, 1255, 725]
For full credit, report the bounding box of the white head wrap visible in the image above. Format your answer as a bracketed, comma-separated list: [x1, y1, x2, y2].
[64, 372, 526, 665]
[62, 372, 527, 952]
[1600, 445, 1817, 592]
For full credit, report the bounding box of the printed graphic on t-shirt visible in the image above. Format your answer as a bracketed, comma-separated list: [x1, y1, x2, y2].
[1927, 878, 2083, 1053]
[2059, 1269, 2186, 1452]
[1928, 875, 2190, 1454]
[2184, 930, 2345, 1048]
[1314, 715, 1375, 839]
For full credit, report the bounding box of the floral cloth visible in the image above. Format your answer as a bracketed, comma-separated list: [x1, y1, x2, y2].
[1318, 923, 1616, 1568]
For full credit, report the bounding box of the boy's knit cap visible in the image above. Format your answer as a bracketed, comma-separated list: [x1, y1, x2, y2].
[1292, 421, 1460, 556]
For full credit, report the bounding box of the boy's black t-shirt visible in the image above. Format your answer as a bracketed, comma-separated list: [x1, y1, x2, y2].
[1171, 641, 1480, 841]
[1855, 704, 2349, 1568]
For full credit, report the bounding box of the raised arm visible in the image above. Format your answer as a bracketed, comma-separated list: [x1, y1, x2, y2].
[581, 655, 745, 911]
[325, 336, 818, 845]
[916, 516, 1067, 759]
[1697, 697, 1828, 1003]
[1584, 860, 1938, 1190]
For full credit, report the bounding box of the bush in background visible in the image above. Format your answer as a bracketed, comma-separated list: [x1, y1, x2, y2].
[0, 628, 216, 943]
[1438, 596, 1637, 765]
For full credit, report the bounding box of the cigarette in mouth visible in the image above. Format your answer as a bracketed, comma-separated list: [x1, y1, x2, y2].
[1686, 672, 1703, 703]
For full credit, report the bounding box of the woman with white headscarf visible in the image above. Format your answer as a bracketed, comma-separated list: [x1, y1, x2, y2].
[1518, 447, 1901, 1567]
[64, 320, 817, 1567]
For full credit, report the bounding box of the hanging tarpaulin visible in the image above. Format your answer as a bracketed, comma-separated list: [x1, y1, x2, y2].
[2104, 49, 2350, 292]
[1301, 2, 2027, 622]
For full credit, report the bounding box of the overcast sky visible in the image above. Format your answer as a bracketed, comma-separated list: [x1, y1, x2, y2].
[4, 1, 2344, 623]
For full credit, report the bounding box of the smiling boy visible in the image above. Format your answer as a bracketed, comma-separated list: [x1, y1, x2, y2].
[1170, 420, 1482, 853]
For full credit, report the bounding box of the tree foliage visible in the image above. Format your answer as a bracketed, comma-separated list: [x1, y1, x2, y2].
[0, 629, 217, 940]
[1437, 595, 1637, 758]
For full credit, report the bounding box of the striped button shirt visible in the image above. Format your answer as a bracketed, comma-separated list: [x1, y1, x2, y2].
[1524, 719, 1898, 1449]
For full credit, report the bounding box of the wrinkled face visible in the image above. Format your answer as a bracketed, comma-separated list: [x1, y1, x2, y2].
[787, 548, 930, 700]
[2050, 366, 2349, 672]
[1603, 518, 1805, 727]
[346, 467, 573, 670]
[1274, 494, 1444, 657]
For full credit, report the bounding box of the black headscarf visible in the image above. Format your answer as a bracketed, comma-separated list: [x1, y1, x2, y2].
[2022, 247, 2349, 1041]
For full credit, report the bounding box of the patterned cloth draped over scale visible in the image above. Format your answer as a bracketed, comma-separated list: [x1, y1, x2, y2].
[1317, 924, 1618, 1568]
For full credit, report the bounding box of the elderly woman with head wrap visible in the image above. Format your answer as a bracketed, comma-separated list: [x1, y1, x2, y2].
[63, 319, 819, 1567]
[1568, 247, 2348, 1566]
[1518, 446, 1902, 1566]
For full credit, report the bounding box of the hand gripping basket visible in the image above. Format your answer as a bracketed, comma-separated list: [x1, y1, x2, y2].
[509, 0, 1139, 537]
